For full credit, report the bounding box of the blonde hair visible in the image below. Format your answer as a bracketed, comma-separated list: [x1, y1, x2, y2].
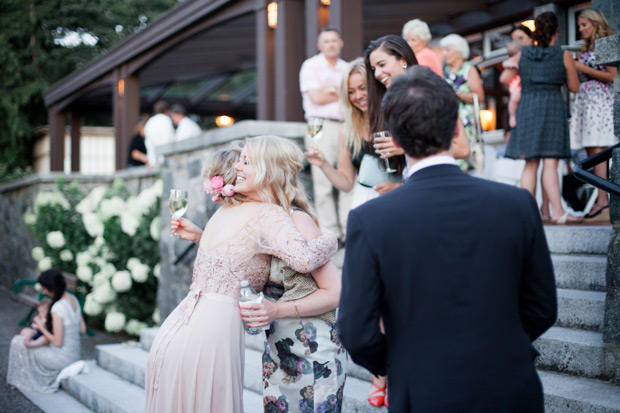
[245, 135, 318, 225]
[201, 141, 246, 206]
[339, 58, 369, 158]
[579, 8, 614, 52]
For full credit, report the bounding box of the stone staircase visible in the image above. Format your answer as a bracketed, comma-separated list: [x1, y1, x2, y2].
[56, 225, 620, 412]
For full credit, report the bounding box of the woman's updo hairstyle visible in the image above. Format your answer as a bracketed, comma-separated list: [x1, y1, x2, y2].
[201, 140, 246, 206]
[37, 269, 66, 333]
[533, 11, 559, 48]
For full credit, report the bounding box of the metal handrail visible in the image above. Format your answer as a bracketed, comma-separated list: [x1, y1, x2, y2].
[574, 143, 620, 197]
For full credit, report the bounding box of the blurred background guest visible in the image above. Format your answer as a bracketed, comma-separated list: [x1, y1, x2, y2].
[570, 8, 617, 220]
[127, 117, 149, 168]
[504, 12, 581, 224]
[144, 100, 175, 167]
[440, 34, 485, 170]
[402, 19, 443, 78]
[170, 104, 202, 141]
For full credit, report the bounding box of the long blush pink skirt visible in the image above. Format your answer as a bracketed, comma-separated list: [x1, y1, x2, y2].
[145, 293, 245, 412]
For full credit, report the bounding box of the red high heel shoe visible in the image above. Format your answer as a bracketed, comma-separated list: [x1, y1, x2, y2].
[367, 378, 386, 407]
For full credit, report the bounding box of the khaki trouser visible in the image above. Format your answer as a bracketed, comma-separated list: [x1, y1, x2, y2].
[305, 119, 353, 240]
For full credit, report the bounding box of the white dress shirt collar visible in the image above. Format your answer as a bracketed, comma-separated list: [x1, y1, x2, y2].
[406, 155, 456, 180]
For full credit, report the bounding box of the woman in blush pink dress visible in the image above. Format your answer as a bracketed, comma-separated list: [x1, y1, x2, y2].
[144, 137, 337, 413]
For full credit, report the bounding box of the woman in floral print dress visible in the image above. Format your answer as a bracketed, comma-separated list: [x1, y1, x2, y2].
[570, 8, 617, 219]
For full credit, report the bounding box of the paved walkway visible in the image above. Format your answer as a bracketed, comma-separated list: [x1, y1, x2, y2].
[0, 287, 128, 412]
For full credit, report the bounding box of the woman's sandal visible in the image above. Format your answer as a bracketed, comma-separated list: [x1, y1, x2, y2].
[367, 379, 387, 407]
[552, 211, 583, 225]
[585, 205, 609, 219]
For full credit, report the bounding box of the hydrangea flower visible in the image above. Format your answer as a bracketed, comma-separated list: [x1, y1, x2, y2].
[125, 319, 147, 336]
[121, 211, 140, 236]
[111, 271, 132, 293]
[24, 213, 36, 226]
[38, 257, 52, 271]
[152, 308, 161, 324]
[76, 266, 94, 283]
[82, 212, 104, 237]
[105, 312, 126, 333]
[76, 185, 107, 214]
[76, 251, 92, 267]
[31, 247, 45, 262]
[46, 231, 65, 249]
[93, 282, 117, 304]
[130, 263, 149, 283]
[100, 196, 125, 220]
[153, 263, 161, 279]
[84, 293, 103, 316]
[150, 216, 161, 241]
[60, 249, 73, 261]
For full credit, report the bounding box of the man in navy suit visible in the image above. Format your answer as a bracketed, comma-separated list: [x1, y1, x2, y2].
[338, 66, 557, 412]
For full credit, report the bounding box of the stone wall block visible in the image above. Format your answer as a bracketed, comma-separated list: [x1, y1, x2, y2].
[595, 35, 620, 66]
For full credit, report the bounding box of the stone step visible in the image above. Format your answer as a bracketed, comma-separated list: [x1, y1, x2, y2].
[97, 343, 148, 388]
[556, 288, 605, 331]
[552, 254, 607, 292]
[534, 327, 618, 382]
[20, 389, 93, 413]
[140, 327, 158, 352]
[544, 225, 611, 255]
[61, 361, 145, 413]
[540, 370, 620, 412]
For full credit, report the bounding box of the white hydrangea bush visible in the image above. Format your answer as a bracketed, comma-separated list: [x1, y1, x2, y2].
[24, 178, 163, 335]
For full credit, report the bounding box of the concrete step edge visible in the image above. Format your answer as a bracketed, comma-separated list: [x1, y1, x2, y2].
[61, 361, 145, 413]
[96, 343, 148, 388]
[539, 370, 620, 412]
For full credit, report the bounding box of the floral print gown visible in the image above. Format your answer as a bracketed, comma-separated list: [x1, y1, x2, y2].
[570, 49, 617, 149]
[444, 62, 477, 170]
[144, 203, 337, 413]
[262, 258, 347, 413]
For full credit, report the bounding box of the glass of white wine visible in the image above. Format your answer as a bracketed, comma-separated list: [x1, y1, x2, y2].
[168, 189, 189, 238]
[307, 117, 324, 143]
[372, 131, 397, 173]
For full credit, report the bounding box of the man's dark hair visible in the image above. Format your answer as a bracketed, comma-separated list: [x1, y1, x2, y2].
[510, 24, 533, 39]
[382, 66, 458, 158]
[319, 26, 341, 38]
[170, 104, 187, 116]
[153, 100, 169, 114]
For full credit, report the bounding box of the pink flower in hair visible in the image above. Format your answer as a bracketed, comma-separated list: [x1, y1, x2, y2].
[210, 176, 224, 193]
[221, 184, 235, 197]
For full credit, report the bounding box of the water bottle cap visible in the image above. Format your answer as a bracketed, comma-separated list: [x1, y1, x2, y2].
[240, 280, 249, 287]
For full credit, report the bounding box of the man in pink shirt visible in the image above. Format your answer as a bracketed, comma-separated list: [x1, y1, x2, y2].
[299, 27, 351, 243]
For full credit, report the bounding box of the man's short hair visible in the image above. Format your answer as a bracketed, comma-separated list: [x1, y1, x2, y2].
[382, 66, 458, 158]
[153, 100, 169, 114]
[319, 26, 341, 38]
[170, 104, 187, 116]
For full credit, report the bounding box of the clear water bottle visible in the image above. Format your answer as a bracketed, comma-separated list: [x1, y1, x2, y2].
[239, 280, 263, 335]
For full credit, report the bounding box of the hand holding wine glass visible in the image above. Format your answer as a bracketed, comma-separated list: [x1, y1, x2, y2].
[372, 131, 396, 173]
[168, 189, 189, 238]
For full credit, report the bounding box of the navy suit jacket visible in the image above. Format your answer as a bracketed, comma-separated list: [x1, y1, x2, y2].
[338, 164, 557, 412]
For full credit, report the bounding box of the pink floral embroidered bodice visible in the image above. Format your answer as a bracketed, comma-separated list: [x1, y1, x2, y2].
[177, 203, 337, 323]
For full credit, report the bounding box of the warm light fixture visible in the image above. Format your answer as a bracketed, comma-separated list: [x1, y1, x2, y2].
[117, 79, 124, 97]
[320, 0, 331, 5]
[215, 115, 235, 127]
[479, 110, 495, 131]
[267, 2, 277, 29]
[521, 19, 536, 33]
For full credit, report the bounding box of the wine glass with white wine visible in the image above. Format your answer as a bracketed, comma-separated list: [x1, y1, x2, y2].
[307, 117, 324, 143]
[372, 131, 397, 173]
[168, 189, 189, 238]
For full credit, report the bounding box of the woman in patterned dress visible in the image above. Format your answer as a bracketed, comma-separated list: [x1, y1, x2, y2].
[570, 8, 616, 219]
[504, 12, 581, 224]
[441, 34, 485, 171]
[145, 138, 337, 412]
